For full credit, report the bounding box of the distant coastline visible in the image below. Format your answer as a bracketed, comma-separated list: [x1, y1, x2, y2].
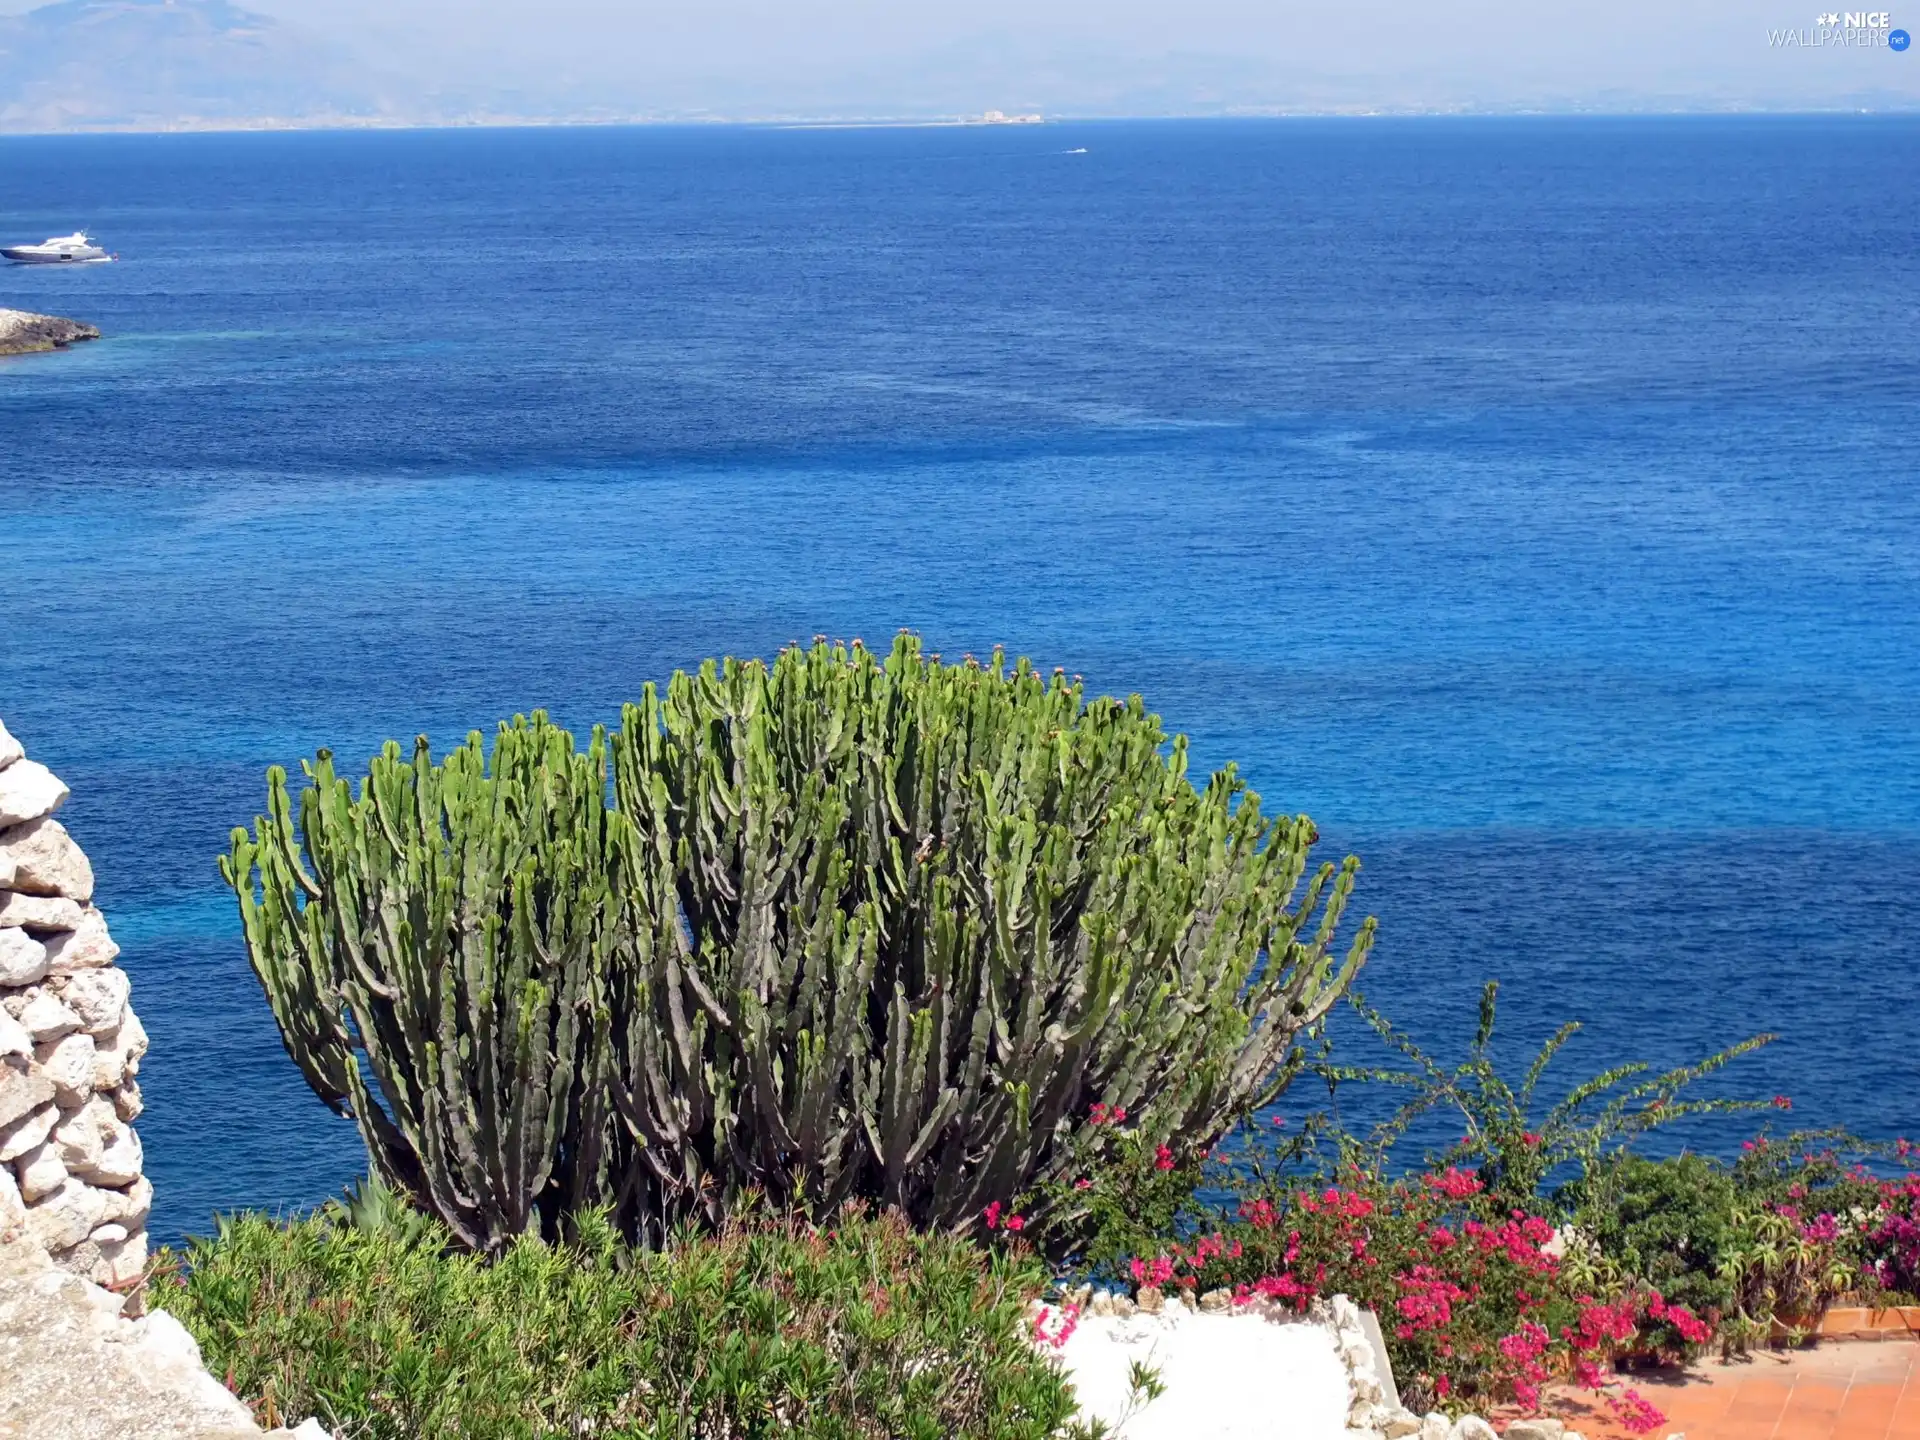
[5, 103, 1920, 138]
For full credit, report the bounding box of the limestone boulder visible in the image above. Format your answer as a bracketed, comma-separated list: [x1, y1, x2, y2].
[94, 1225, 147, 1286]
[92, 1009, 149, 1089]
[0, 759, 66, 828]
[1452, 1418, 1499, 1440]
[20, 990, 83, 1042]
[17, 1136, 68, 1202]
[0, 925, 49, 985]
[98, 1173, 152, 1230]
[0, 718, 20, 770]
[0, 817, 94, 901]
[55, 1096, 142, 1186]
[43, 907, 119, 972]
[0, 1003, 31, 1060]
[0, 1056, 55, 1130]
[0, 1159, 22, 1227]
[0, 1099, 56, 1161]
[22, 1175, 107, 1251]
[59, 966, 129, 1035]
[0, 890, 85, 933]
[33, 1031, 96, 1107]
[112, 1078, 143, 1122]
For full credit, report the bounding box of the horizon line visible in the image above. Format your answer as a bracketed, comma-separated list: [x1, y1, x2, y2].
[5, 103, 1920, 137]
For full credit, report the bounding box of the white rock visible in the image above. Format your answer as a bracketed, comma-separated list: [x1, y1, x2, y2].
[33, 1031, 96, 1107]
[132, 1308, 205, 1371]
[98, 1174, 152, 1229]
[1052, 1304, 1353, 1439]
[97, 1225, 148, 1286]
[55, 1237, 107, 1282]
[290, 1420, 332, 1440]
[89, 1221, 129, 1245]
[23, 1176, 108, 1255]
[1506, 1423, 1565, 1440]
[0, 890, 85, 933]
[1421, 1414, 1452, 1440]
[53, 1096, 109, 1170]
[0, 1004, 31, 1060]
[0, 1100, 56, 1162]
[17, 1136, 69, 1201]
[1453, 1418, 1499, 1440]
[0, 759, 66, 828]
[0, 718, 21, 770]
[60, 967, 129, 1035]
[0, 1057, 55, 1130]
[20, 991, 83, 1042]
[0, 818, 94, 902]
[0, 1160, 24, 1227]
[43, 907, 118, 972]
[57, 1097, 141, 1187]
[1383, 1410, 1425, 1439]
[92, 1009, 149, 1089]
[88, 1124, 141, 1187]
[78, 1276, 127, 1321]
[112, 1079, 143, 1122]
[0, 926, 48, 986]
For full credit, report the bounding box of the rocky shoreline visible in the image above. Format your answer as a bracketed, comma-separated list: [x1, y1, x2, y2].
[0, 308, 101, 357]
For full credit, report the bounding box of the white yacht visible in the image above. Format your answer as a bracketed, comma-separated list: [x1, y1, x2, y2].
[2, 232, 111, 264]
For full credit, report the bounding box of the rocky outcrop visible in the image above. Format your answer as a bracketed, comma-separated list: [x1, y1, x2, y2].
[0, 716, 149, 1292]
[0, 1229, 267, 1438]
[0, 308, 100, 357]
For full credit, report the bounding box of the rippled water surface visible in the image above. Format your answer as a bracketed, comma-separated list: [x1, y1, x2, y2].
[2, 119, 1916, 1241]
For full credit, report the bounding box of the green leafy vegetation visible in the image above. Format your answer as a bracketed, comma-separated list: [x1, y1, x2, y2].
[153, 1197, 1094, 1440]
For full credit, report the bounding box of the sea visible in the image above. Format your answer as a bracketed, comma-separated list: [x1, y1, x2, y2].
[1, 118, 1916, 1245]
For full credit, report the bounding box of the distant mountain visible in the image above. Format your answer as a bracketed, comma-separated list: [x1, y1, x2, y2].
[0, 0, 395, 130]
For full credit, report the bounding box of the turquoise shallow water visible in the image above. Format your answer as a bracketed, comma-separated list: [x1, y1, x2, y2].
[1, 118, 1916, 1241]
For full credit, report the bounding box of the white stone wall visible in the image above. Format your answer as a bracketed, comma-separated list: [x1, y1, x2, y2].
[0, 716, 151, 1290]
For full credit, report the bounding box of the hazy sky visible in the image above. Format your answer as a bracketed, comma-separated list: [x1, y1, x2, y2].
[7, 0, 1918, 116]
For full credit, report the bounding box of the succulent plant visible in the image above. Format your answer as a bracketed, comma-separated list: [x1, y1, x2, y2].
[226, 638, 1374, 1250]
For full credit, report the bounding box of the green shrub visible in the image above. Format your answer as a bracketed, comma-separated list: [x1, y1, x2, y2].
[225, 637, 1374, 1251]
[1343, 981, 1774, 1213]
[152, 1197, 1093, 1440]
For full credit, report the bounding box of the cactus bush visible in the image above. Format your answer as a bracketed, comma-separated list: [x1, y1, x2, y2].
[225, 637, 1375, 1250]
[221, 716, 623, 1252]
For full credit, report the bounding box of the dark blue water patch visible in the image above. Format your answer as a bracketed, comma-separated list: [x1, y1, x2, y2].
[2, 116, 1916, 1242]
[1320, 829, 1920, 1160]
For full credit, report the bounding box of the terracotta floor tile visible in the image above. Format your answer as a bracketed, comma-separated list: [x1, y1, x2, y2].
[1834, 1383, 1900, 1440]
[1537, 1342, 1919, 1440]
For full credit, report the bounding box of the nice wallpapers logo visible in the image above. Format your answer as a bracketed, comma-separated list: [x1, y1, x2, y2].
[1768, 10, 1912, 47]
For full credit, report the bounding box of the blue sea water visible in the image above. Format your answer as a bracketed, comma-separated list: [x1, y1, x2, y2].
[1, 118, 1916, 1244]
